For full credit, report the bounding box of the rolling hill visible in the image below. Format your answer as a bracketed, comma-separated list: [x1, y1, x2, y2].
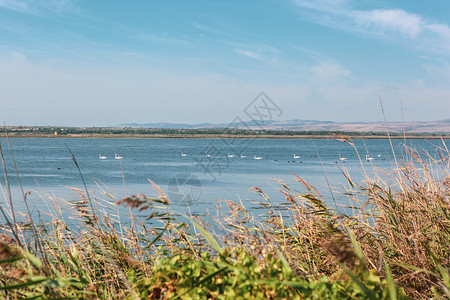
[118, 119, 450, 134]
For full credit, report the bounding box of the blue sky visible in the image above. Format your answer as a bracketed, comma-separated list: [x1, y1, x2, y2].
[1, 0, 449, 126]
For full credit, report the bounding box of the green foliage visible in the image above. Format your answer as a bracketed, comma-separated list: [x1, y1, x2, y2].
[4, 125, 446, 138]
[131, 248, 403, 299]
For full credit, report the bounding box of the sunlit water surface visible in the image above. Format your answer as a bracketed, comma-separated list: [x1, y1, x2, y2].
[0, 138, 448, 226]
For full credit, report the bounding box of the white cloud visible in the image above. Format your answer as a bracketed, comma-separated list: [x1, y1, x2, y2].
[0, 0, 29, 13]
[234, 49, 260, 60]
[291, 0, 450, 53]
[0, 53, 448, 125]
[0, 0, 79, 15]
[354, 9, 422, 38]
[0, 53, 272, 126]
[192, 21, 207, 31]
[409, 79, 425, 89]
[310, 61, 351, 82]
[425, 23, 450, 38]
[291, 0, 349, 14]
[229, 43, 280, 65]
[422, 62, 450, 85]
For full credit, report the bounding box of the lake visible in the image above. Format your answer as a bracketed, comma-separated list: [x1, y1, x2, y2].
[0, 137, 448, 224]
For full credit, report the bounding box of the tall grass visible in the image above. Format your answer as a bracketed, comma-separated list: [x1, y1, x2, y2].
[0, 140, 449, 299]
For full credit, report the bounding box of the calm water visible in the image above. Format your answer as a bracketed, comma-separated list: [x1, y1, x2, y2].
[0, 138, 448, 223]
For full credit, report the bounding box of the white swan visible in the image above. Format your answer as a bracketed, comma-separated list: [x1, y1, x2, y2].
[115, 153, 123, 160]
[293, 154, 300, 159]
[206, 154, 211, 158]
[240, 153, 247, 158]
[254, 154, 263, 160]
[228, 152, 235, 158]
[365, 155, 374, 161]
[181, 152, 187, 157]
[99, 154, 107, 159]
[339, 153, 347, 161]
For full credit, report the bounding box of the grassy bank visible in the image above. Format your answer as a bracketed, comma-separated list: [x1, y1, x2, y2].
[2, 133, 448, 139]
[0, 140, 449, 299]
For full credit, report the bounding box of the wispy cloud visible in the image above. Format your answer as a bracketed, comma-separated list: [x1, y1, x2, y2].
[192, 21, 208, 32]
[310, 61, 351, 83]
[230, 42, 280, 63]
[354, 9, 422, 38]
[191, 20, 242, 41]
[234, 48, 260, 60]
[0, 0, 80, 15]
[291, 0, 450, 53]
[131, 32, 192, 46]
[0, 0, 30, 13]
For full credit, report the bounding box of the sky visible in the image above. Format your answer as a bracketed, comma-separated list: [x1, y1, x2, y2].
[0, 0, 449, 126]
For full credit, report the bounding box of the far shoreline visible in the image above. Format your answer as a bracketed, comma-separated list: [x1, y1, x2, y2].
[1, 133, 448, 139]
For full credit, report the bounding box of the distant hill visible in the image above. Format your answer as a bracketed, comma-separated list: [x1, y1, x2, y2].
[118, 119, 450, 134]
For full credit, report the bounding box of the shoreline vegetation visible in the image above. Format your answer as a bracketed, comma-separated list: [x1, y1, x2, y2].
[1, 126, 449, 139]
[0, 136, 449, 298]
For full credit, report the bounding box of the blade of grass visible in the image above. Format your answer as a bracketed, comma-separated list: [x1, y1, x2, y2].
[385, 262, 397, 300]
[191, 219, 223, 255]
